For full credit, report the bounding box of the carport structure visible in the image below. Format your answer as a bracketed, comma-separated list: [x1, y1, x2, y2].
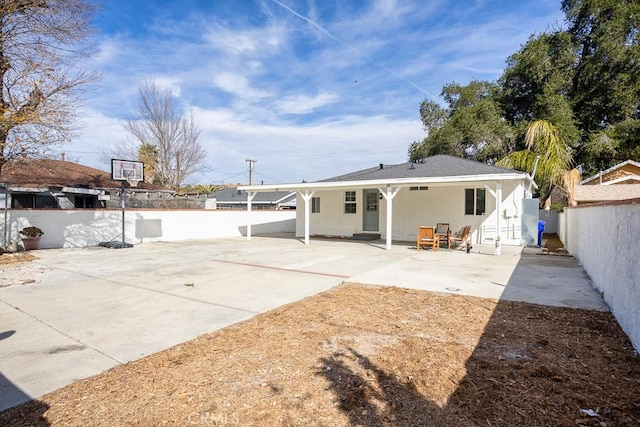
[239, 155, 537, 253]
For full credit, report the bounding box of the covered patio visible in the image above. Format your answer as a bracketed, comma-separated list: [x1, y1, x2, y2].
[239, 155, 537, 254]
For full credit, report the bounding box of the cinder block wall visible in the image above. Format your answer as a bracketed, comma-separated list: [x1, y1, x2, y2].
[560, 200, 640, 351]
[1, 209, 296, 249]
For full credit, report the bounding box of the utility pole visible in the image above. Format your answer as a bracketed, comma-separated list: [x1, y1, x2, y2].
[246, 158, 257, 185]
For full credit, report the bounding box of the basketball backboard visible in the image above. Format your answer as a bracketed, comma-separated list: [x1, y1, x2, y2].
[111, 159, 144, 183]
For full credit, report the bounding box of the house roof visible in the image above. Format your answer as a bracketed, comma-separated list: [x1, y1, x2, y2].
[574, 184, 640, 203]
[240, 155, 534, 193]
[210, 188, 295, 204]
[581, 159, 640, 185]
[322, 155, 523, 182]
[0, 159, 158, 190]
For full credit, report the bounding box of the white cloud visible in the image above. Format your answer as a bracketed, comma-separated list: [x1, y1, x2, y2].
[212, 72, 272, 100]
[275, 93, 338, 114]
[204, 23, 288, 56]
[66, 0, 566, 185]
[191, 106, 422, 184]
[150, 76, 183, 97]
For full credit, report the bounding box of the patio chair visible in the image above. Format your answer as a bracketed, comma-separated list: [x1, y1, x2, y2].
[435, 222, 450, 249]
[416, 226, 439, 251]
[450, 225, 471, 250]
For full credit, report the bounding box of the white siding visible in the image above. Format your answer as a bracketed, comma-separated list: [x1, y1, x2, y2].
[296, 180, 527, 245]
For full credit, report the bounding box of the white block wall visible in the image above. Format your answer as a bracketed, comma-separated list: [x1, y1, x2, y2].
[560, 200, 640, 351]
[1, 209, 296, 249]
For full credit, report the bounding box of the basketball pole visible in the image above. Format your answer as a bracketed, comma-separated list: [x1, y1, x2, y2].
[121, 180, 126, 247]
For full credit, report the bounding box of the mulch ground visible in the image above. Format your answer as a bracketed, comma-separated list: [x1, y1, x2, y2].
[1, 280, 639, 427]
[0, 236, 638, 426]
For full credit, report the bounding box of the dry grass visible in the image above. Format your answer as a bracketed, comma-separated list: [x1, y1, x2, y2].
[1, 283, 638, 427]
[0, 252, 36, 266]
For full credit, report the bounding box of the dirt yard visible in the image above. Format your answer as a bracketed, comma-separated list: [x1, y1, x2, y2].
[1, 280, 639, 426]
[0, 252, 36, 266]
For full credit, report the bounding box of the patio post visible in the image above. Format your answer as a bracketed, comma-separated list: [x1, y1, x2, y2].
[299, 190, 315, 245]
[378, 185, 401, 250]
[495, 182, 502, 255]
[246, 191, 256, 240]
[484, 182, 502, 255]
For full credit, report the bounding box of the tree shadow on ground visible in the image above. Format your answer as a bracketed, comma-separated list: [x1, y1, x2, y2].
[318, 254, 640, 426]
[318, 299, 639, 426]
[318, 347, 441, 426]
[0, 371, 49, 426]
[0, 400, 50, 427]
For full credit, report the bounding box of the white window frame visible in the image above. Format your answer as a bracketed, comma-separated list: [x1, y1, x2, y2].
[465, 188, 486, 216]
[344, 191, 356, 214]
[311, 196, 320, 213]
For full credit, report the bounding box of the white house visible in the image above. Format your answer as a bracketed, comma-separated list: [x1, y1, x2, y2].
[239, 155, 537, 253]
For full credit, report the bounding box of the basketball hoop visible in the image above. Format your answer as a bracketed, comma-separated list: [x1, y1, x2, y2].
[102, 159, 145, 249]
[121, 168, 141, 188]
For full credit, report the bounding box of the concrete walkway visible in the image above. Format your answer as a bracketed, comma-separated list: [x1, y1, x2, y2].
[0, 235, 608, 411]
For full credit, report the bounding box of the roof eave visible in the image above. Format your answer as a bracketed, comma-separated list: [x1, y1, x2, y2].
[240, 173, 530, 192]
[580, 159, 640, 184]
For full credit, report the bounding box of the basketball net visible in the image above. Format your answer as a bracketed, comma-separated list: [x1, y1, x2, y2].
[122, 168, 141, 187]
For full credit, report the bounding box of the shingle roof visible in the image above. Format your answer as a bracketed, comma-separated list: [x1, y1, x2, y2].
[0, 159, 159, 190]
[320, 155, 521, 182]
[210, 188, 295, 204]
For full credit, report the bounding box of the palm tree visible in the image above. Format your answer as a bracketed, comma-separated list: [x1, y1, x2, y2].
[497, 120, 576, 203]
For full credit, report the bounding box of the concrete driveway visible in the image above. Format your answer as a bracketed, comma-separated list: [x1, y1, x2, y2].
[0, 235, 608, 411]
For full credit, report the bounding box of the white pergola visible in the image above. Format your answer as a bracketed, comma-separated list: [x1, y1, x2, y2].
[239, 172, 535, 254]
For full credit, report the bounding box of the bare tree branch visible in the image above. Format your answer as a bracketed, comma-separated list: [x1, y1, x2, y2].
[123, 81, 206, 189]
[0, 0, 100, 173]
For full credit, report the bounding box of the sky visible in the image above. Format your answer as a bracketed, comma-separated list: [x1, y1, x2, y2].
[59, 0, 566, 185]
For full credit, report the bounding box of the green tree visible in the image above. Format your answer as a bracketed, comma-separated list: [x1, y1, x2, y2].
[563, 0, 640, 174]
[500, 32, 577, 125]
[562, 0, 640, 130]
[497, 120, 574, 202]
[409, 0, 639, 177]
[0, 0, 98, 174]
[409, 81, 515, 163]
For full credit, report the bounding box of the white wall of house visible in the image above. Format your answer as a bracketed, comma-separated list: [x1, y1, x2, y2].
[558, 201, 640, 351]
[2, 209, 296, 249]
[296, 179, 527, 245]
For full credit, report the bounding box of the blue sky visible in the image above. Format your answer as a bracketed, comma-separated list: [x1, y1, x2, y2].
[62, 0, 565, 185]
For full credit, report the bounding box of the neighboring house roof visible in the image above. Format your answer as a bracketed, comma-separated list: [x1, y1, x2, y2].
[574, 184, 640, 204]
[210, 188, 296, 205]
[0, 159, 158, 191]
[580, 159, 640, 185]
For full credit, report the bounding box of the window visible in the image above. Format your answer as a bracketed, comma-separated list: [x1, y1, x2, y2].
[12, 194, 35, 208]
[11, 194, 58, 209]
[465, 188, 486, 215]
[344, 191, 356, 214]
[74, 195, 96, 208]
[409, 186, 429, 191]
[311, 196, 320, 213]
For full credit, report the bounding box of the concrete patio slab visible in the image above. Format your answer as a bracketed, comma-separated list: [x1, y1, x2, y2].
[0, 235, 608, 411]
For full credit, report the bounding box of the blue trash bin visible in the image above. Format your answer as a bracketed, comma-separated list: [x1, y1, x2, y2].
[537, 220, 546, 247]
